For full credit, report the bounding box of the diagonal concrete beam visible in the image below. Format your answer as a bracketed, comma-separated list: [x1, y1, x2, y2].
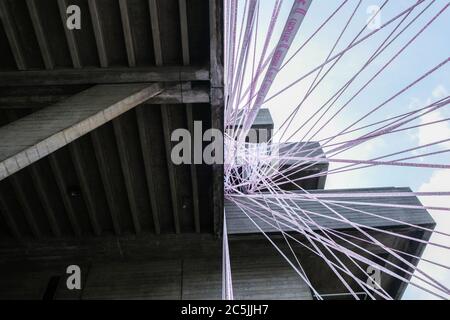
[0, 83, 163, 181]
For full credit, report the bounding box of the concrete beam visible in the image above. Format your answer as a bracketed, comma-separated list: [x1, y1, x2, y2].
[88, 0, 108, 67]
[0, 66, 209, 86]
[119, 0, 136, 67]
[0, 0, 26, 70]
[210, 0, 224, 237]
[26, 0, 54, 70]
[0, 83, 163, 181]
[148, 0, 163, 66]
[225, 187, 436, 236]
[0, 85, 210, 108]
[145, 86, 210, 104]
[178, 0, 201, 232]
[57, 0, 81, 68]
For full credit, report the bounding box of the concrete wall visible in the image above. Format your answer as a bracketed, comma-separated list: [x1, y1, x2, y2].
[0, 252, 312, 300]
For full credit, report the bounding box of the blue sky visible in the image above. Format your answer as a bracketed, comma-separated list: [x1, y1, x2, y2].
[237, 0, 450, 299]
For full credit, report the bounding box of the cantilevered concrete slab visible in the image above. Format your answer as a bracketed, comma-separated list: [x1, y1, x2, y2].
[277, 141, 329, 190]
[225, 187, 435, 235]
[0, 83, 162, 181]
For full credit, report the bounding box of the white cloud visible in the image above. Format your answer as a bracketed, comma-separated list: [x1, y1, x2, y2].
[325, 136, 387, 189]
[432, 85, 448, 99]
[417, 110, 450, 149]
[403, 169, 450, 300]
[412, 85, 450, 150]
[403, 84, 450, 299]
